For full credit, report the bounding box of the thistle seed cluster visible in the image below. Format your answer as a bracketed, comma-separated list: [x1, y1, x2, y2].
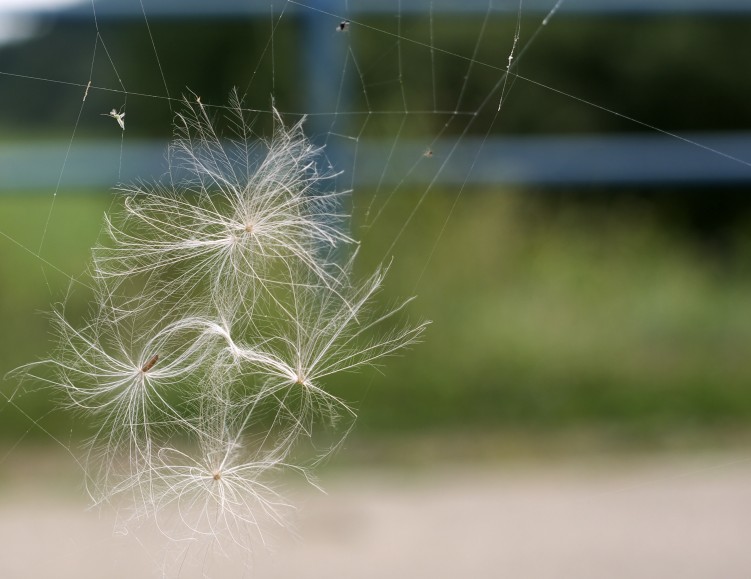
[21, 92, 426, 549]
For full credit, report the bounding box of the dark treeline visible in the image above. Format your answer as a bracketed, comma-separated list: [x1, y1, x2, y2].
[1, 12, 750, 237]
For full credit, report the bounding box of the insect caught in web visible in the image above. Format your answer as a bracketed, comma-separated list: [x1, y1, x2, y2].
[103, 107, 126, 130]
[336, 20, 350, 32]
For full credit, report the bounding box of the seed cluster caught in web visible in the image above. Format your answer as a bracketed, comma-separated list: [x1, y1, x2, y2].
[17, 90, 427, 550]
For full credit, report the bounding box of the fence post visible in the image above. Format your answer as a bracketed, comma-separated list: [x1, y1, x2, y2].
[300, 0, 349, 141]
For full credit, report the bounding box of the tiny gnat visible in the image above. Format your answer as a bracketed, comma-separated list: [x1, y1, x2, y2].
[104, 108, 125, 130]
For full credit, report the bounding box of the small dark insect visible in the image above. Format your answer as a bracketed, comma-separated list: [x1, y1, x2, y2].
[337, 20, 350, 32]
[141, 354, 159, 373]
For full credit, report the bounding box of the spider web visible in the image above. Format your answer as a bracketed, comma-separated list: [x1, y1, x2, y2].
[0, 0, 547, 436]
[1, 0, 751, 575]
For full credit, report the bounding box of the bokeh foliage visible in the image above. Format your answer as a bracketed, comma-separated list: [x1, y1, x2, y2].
[4, 189, 751, 444]
[0, 14, 749, 136]
[1, 10, 751, 446]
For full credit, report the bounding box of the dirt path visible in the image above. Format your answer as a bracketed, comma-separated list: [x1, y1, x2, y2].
[0, 453, 750, 578]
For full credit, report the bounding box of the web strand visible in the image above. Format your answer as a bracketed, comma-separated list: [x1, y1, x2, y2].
[138, 0, 172, 112]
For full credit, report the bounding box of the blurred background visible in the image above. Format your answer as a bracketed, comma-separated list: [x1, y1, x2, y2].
[2, 0, 751, 577]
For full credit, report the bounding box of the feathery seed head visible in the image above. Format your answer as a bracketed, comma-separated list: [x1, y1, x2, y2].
[14, 90, 428, 553]
[93, 90, 353, 303]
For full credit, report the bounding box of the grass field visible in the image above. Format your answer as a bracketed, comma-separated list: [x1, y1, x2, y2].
[2, 189, 751, 447]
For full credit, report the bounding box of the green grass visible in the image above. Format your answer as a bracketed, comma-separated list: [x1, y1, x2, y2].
[349, 191, 751, 439]
[0, 193, 108, 438]
[2, 190, 751, 445]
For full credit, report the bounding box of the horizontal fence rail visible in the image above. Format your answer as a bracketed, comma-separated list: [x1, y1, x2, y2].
[2, 133, 750, 192]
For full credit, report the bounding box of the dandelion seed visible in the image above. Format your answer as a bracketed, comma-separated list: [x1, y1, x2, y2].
[142, 413, 295, 549]
[240, 262, 428, 443]
[13, 307, 224, 495]
[94, 91, 354, 302]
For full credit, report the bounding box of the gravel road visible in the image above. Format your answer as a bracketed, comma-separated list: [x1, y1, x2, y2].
[0, 453, 749, 578]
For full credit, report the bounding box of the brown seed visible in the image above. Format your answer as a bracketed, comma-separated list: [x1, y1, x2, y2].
[141, 354, 159, 373]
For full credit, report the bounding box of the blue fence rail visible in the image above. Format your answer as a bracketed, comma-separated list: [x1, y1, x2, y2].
[3, 133, 751, 191]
